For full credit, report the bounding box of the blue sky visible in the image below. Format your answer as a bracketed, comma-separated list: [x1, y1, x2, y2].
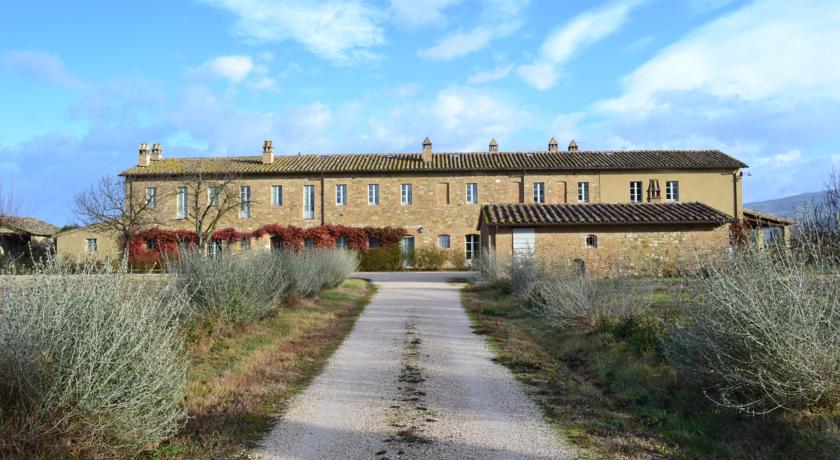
[2, 0, 840, 225]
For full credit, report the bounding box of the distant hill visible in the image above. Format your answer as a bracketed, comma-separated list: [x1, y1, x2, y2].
[745, 191, 827, 218]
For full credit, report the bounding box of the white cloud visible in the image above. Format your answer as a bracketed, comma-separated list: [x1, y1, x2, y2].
[467, 64, 514, 84]
[598, 0, 840, 114]
[1, 50, 87, 89]
[419, 0, 530, 60]
[390, 0, 463, 26]
[419, 28, 493, 60]
[191, 55, 255, 83]
[200, 0, 385, 63]
[517, 0, 642, 90]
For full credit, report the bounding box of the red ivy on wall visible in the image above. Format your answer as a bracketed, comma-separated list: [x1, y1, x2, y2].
[128, 224, 407, 269]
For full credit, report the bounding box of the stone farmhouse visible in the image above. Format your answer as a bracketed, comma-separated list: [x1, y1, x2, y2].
[57, 137, 788, 271]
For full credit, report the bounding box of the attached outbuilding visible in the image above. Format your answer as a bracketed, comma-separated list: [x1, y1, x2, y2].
[55, 224, 123, 264]
[477, 202, 734, 276]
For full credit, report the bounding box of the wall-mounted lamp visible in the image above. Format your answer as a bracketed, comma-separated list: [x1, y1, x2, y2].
[418, 226, 424, 233]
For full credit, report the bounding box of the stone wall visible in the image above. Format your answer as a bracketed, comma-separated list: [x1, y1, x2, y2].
[484, 224, 731, 277]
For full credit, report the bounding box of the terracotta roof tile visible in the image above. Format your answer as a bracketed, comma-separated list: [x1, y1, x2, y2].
[478, 202, 733, 228]
[121, 150, 747, 177]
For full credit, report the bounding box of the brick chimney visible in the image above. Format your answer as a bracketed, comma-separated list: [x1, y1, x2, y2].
[647, 179, 662, 202]
[489, 138, 498, 153]
[422, 136, 433, 162]
[150, 143, 163, 161]
[568, 139, 579, 152]
[137, 143, 150, 167]
[548, 137, 559, 153]
[262, 140, 274, 164]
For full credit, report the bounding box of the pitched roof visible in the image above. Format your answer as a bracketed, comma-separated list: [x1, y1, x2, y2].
[743, 208, 794, 227]
[478, 202, 733, 228]
[0, 216, 60, 236]
[121, 150, 747, 177]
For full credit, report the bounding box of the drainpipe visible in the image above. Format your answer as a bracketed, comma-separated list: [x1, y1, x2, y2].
[320, 173, 326, 226]
[732, 171, 741, 222]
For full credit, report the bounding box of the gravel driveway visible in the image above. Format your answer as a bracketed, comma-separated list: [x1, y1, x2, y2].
[253, 271, 575, 460]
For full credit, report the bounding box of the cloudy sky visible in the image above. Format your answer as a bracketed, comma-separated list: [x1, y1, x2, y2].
[2, 0, 839, 225]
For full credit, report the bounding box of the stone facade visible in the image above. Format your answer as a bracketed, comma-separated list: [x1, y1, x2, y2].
[482, 224, 731, 276]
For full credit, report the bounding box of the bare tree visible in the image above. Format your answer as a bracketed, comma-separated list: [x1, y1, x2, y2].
[793, 169, 840, 258]
[179, 160, 245, 250]
[72, 176, 159, 254]
[0, 178, 23, 217]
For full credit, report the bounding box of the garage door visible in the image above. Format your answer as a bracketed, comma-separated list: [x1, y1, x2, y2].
[512, 228, 535, 258]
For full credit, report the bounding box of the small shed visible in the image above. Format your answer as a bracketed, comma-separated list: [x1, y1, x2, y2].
[0, 216, 60, 261]
[741, 208, 794, 247]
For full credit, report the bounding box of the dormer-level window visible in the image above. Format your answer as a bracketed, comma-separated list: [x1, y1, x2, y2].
[177, 187, 188, 219]
[336, 184, 347, 206]
[401, 184, 413, 205]
[533, 182, 545, 203]
[585, 234, 598, 248]
[240, 186, 251, 219]
[666, 181, 680, 202]
[145, 187, 157, 209]
[630, 181, 643, 203]
[466, 183, 478, 204]
[272, 185, 283, 207]
[577, 182, 589, 203]
[368, 184, 380, 205]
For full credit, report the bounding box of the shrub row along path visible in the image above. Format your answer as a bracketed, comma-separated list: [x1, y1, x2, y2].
[254, 271, 575, 460]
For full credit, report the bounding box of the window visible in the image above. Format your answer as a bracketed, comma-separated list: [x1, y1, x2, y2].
[574, 259, 586, 276]
[336, 184, 347, 206]
[304, 238, 315, 248]
[145, 187, 157, 209]
[630, 181, 643, 203]
[240, 186, 251, 219]
[303, 185, 315, 219]
[401, 184, 413, 205]
[533, 182, 545, 203]
[240, 237, 251, 251]
[437, 234, 451, 249]
[208, 240, 222, 258]
[666, 181, 680, 202]
[368, 184, 380, 205]
[146, 239, 155, 251]
[466, 183, 478, 204]
[336, 235, 348, 249]
[208, 186, 220, 207]
[272, 185, 283, 207]
[577, 182, 589, 203]
[368, 236, 381, 248]
[585, 234, 598, 248]
[85, 238, 97, 253]
[177, 187, 187, 219]
[465, 234, 480, 261]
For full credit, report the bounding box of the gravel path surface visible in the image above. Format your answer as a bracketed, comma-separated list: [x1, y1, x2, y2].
[253, 271, 576, 460]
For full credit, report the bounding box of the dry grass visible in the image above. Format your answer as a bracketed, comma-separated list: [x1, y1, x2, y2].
[150, 278, 375, 459]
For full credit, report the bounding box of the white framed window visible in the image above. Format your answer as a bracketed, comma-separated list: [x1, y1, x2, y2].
[303, 185, 315, 219]
[240, 186, 251, 219]
[85, 238, 97, 253]
[368, 184, 380, 205]
[177, 187, 188, 219]
[401, 183, 413, 205]
[145, 187, 157, 209]
[272, 185, 283, 207]
[533, 182, 545, 203]
[465, 234, 480, 260]
[666, 181, 680, 202]
[208, 186, 220, 207]
[437, 235, 451, 249]
[630, 181, 643, 203]
[336, 235, 349, 249]
[368, 236, 381, 248]
[466, 183, 478, 204]
[577, 182, 589, 203]
[336, 184, 347, 206]
[585, 234, 598, 248]
[240, 237, 251, 252]
[208, 240, 222, 257]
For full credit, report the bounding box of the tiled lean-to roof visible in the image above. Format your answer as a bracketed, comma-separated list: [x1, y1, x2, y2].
[121, 150, 747, 177]
[479, 202, 733, 228]
[0, 216, 60, 236]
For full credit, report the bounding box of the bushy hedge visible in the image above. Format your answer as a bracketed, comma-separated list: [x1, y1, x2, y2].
[0, 259, 188, 454]
[663, 242, 840, 414]
[177, 248, 359, 323]
[359, 246, 402, 271]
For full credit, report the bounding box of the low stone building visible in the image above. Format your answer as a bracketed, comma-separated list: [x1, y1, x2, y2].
[0, 216, 59, 263]
[55, 224, 123, 264]
[477, 202, 733, 275]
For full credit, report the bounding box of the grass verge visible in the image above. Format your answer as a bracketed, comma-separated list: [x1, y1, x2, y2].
[461, 283, 840, 459]
[151, 278, 375, 459]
